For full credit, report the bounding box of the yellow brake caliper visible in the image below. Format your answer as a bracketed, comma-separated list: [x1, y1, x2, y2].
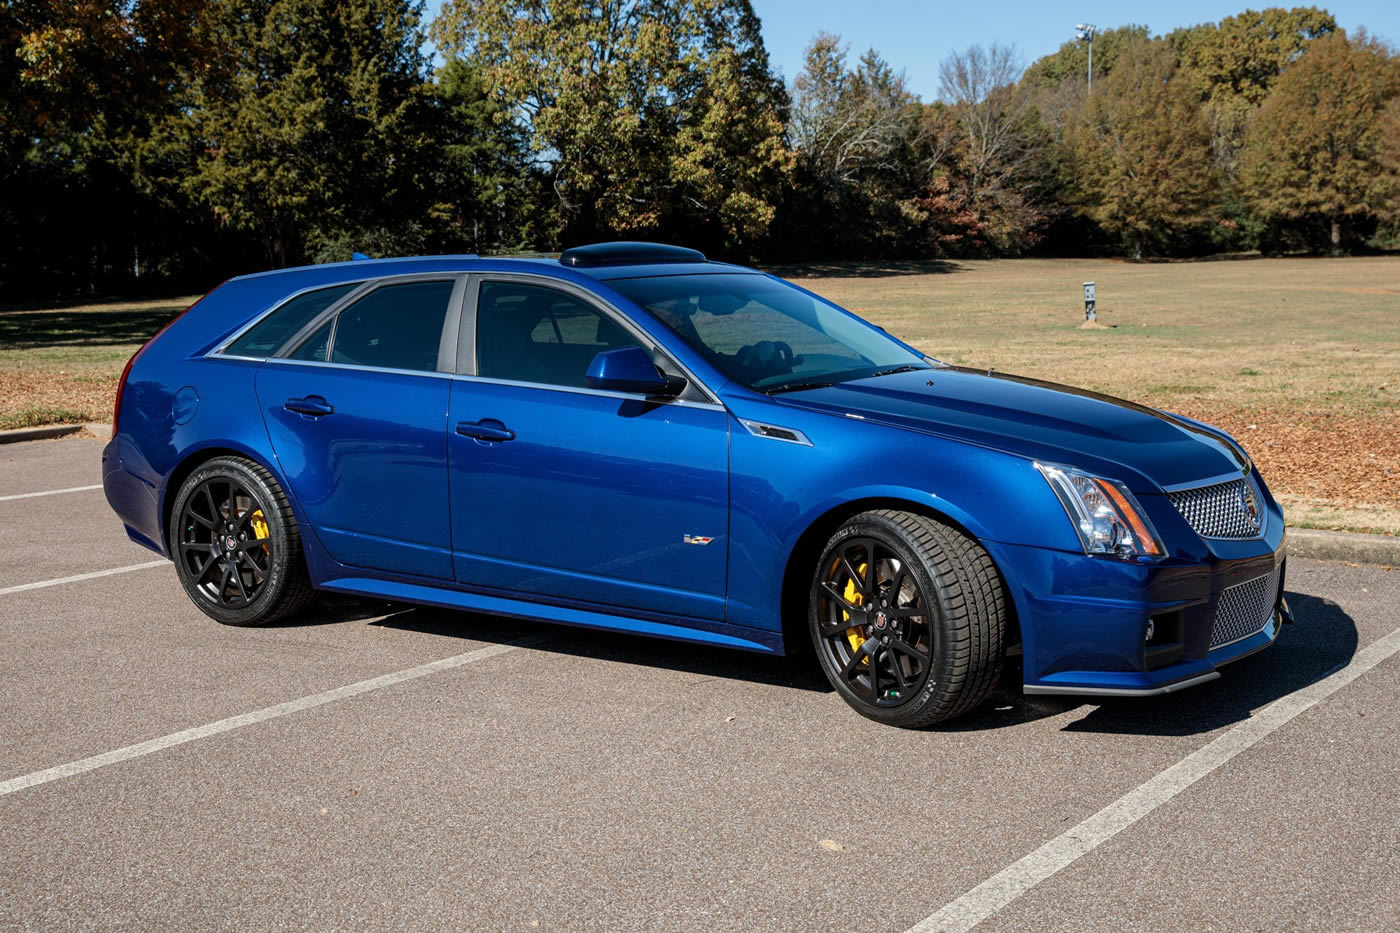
[843, 563, 868, 661]
[249, 509, 270, 553]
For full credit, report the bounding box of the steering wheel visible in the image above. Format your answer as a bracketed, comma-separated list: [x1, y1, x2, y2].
[773, 341, 796, 370]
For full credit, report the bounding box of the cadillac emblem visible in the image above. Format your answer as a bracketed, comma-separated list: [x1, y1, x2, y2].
[1238, 481, 1260, 523]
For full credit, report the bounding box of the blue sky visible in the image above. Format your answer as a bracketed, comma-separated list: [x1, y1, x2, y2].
[424, 1, 1400, 102]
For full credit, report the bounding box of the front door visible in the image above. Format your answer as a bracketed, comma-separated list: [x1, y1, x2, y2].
[255, 277, 461, 580]
[448, 279, 729, 620]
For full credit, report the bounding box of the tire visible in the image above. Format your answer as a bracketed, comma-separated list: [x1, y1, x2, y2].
[168, 456, 315, 626]
[809, 509, 1007, 727]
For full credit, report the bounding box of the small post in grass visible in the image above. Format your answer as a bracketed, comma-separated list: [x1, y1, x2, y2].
[1083, 281, 1096, 322]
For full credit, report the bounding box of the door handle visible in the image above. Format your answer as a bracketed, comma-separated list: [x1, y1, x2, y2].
[456, 419, 516, 442]
[285, 396, 335, 417]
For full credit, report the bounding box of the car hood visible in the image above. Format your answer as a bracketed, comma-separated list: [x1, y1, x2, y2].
[772, 367, 1247, 492]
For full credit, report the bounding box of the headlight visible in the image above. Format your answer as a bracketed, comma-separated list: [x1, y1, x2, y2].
[1034, 462, 1165, 560]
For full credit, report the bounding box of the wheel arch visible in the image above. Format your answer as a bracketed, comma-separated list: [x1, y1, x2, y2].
[159, 442, 293, 555]
[777, 495, 1023, 659]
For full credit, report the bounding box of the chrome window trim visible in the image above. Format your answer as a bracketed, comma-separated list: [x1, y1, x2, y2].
[261, 357, 455, 381]
[208, 279, 370, 359]
[466, 271, 724, 407]
[209, 272, 467, 366]
[738, 419, 813, 446]
[451, 372, 726, 411]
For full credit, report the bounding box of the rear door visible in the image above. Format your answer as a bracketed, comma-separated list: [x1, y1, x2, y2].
[254, 276, 464, 580]
[447, 276, 730, 620]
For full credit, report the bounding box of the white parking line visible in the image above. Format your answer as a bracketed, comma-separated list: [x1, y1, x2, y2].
[0, 560, 168, 596]
[0, 633, 549, 798]
[0, 484, 103, 502]
[906, 624, 1400, 933]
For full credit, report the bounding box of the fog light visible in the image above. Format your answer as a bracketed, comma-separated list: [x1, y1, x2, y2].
[1145, 619, 1155, 642]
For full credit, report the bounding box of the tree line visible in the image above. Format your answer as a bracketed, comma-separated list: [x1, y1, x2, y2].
[3, 1, 1399, 298]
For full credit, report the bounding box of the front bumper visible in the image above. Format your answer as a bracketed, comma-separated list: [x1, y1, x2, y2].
[1004, 502, 1288, 697]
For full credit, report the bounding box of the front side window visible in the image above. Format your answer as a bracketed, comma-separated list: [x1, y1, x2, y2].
[325, 280, 456, 372]
[607, 273, 927, 392]
[476, 281, 643, 389]
[224, 283, 358, 358]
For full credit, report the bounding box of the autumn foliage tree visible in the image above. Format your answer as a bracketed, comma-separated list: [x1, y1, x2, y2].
[779, 34, 923, 256]
[1171, 7, 1337, 174]
[930, 43, 1053, 253]
[1239, 31, 1400, 252]
[1061, 40, 1215, 257]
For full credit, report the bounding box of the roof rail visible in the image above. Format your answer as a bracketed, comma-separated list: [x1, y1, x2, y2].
[559, 241, 706, 268]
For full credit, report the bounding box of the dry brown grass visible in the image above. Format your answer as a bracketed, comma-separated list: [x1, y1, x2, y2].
[0, 296, 198, 431]
[3, 256, 1397, 532]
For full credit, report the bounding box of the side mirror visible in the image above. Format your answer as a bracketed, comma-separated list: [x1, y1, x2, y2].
[586, 346, 680, 396]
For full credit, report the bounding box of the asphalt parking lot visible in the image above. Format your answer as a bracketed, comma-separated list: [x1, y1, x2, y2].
[2, 435, 1398, 932]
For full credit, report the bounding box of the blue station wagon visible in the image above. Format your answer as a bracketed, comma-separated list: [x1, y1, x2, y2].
[103, 242, 1290, 726]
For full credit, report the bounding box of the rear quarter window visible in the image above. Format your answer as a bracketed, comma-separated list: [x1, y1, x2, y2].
[224, 283, 359, 358]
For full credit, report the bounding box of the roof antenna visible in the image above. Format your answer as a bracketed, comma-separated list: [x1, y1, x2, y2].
[352, 251, 371, 261]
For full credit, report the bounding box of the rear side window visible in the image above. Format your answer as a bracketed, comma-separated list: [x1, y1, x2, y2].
[224, 283, 358, 358]
[476, 282, 642, 388]
[289, 320, 332, 362]
[329, 280, 455, 373]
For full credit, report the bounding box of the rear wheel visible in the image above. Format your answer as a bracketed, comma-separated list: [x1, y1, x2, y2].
[169, 456, 314, 626]
[809, 510, 1007, 727]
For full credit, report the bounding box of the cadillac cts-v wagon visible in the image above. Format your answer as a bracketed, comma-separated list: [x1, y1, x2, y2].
[103, 242, 1289, 726]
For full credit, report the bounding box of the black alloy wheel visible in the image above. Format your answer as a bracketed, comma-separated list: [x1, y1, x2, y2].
[815, 536, 935, 708]
[178, 476, 274, 609]
[810, 510, 1008, 727]
[169, 456, 314, 626]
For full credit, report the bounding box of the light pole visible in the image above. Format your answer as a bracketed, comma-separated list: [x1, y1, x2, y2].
[1075, 24, 1097, 93]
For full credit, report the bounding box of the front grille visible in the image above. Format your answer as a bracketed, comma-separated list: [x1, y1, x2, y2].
[1210, 564, 1282, 649]
[1168, 477, 1262, 539]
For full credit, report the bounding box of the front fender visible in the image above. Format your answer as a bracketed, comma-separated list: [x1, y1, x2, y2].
[723, 401, 1079, 631]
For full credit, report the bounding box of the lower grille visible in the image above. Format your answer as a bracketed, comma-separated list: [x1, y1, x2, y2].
[1210, 564, 1282, 649]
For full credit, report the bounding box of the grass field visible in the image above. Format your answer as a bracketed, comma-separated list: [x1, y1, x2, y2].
[3, 256, 1397, 532]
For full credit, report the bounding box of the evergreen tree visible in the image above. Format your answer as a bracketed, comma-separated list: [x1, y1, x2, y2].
[180, 0, 434, 266]
[431, 58, 541, 253]
[431, 0, 792, 253]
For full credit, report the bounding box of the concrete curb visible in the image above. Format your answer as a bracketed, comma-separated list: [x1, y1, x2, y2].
[1289, 528, 1399, 567]
[0, 423, 111, 444]
[0, 424, 85, 444]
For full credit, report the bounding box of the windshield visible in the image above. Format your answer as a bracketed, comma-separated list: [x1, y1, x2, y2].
[607, 273, 928, 392]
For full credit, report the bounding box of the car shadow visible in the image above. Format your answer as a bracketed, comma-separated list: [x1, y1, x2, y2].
[949, 590, 1358, 735]
[365, 605, 833, 694]
[275, 589, 1356, 730]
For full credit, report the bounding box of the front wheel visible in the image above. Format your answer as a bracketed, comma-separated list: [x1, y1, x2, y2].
[169, 456, 315, 626]
[810, 510, 1008, 727]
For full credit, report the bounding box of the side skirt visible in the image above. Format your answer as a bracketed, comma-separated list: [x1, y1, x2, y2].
[318, 575, 783, 655]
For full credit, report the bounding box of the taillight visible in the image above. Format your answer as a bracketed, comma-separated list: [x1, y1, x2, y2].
[112, 283, 227, 433]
